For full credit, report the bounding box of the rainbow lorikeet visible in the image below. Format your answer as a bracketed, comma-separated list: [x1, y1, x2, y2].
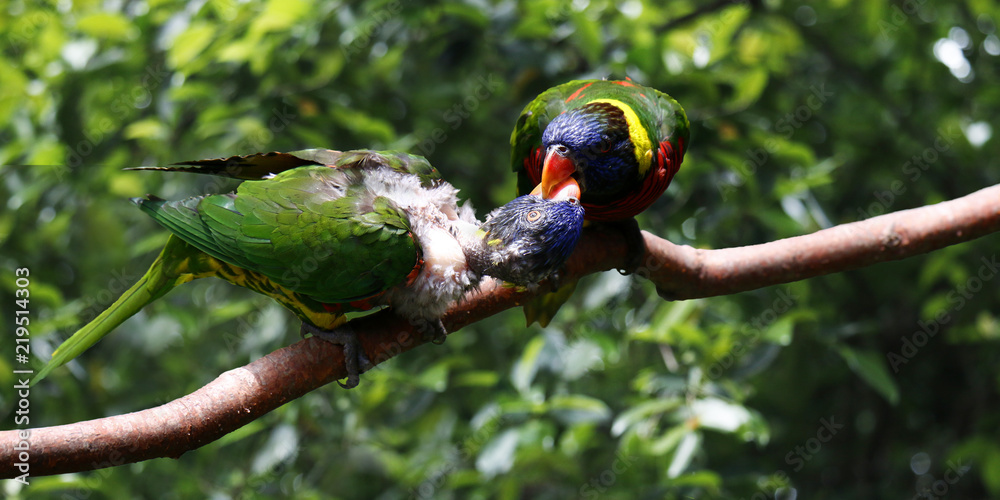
[35, 149, 585, 388]
[512, 78, 690, 219]
[510, 79, 690, 325]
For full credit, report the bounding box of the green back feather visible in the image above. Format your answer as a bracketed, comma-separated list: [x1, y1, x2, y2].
[136, 160, 421, 304]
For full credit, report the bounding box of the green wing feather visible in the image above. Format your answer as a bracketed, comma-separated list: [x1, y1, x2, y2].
[127, 150, 327, 179]
[137, 165, 419, 303]
[36, 150, 432, 384]
[127, 148, 443, 185]
[328, 150, 442, 187]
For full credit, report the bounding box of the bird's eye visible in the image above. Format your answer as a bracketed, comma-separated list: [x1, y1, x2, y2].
[526, 210, 542, 222]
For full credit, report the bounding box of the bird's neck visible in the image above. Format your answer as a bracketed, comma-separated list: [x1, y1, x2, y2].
[452, 221, 493, 280]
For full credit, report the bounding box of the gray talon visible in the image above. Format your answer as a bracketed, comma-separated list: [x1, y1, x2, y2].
[420, 318, 448, 345]
[302, 322, 365, 389]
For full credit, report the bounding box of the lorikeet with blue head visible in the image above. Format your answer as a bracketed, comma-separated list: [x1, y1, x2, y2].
[511, 79, 690, 325]
[35, 149, 585, 388]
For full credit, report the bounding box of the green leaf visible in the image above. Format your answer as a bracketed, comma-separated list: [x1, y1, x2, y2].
[511, 334, 545, 392]
[558, 423, 597, 456]
[632, 299, 701, 343]
[453, 370, 500, 387]
[667, 431, 700, 478]
[251, 424, 298, 475]
[217, 38, 257, 63]
[611, 398, 683, 436]
[664, 470, 722, 491]
[250, 0, 312, 34]
[413, 361, 450, 392]
[837, 346, 900, 405]
[124, 118, 166, 140]
[167, 23, 216, 70]
[331, 105, 396, 144]
[983, 448, 1000, 495]
[763, 316, 795, 345]
[650, 424, 689, 455]
[559, 338, 605, 380]
[570, 12, 602, 62]
[688, 397, 753, 433]
[546, 394, 611, 424]
[727, 68, 769, 111]
[476, 429, 519, 478]
[76, 13, 135, 41]
[210, 418, 269, 448]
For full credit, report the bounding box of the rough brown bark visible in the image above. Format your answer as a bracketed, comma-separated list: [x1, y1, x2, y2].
[2, 183, 998, 479]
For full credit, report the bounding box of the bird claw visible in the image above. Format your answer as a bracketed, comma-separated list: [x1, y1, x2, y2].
[416, 318, 448, 345]
[300, 322, 373, 389]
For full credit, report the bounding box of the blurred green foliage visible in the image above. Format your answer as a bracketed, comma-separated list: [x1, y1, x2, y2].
[2, 0, 1000, 498]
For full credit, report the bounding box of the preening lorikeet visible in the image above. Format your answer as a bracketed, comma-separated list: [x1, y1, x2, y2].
[510, 79, 690, 325]
[35, 149, 585, 388]
[512, 79, 690, 220]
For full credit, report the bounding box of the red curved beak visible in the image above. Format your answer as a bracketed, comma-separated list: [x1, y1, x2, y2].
[531, 146, 581, 201]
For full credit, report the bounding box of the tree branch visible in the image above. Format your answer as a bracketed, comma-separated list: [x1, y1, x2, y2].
[2, 184, 998, 478]
[644, 183, 1000, 299]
